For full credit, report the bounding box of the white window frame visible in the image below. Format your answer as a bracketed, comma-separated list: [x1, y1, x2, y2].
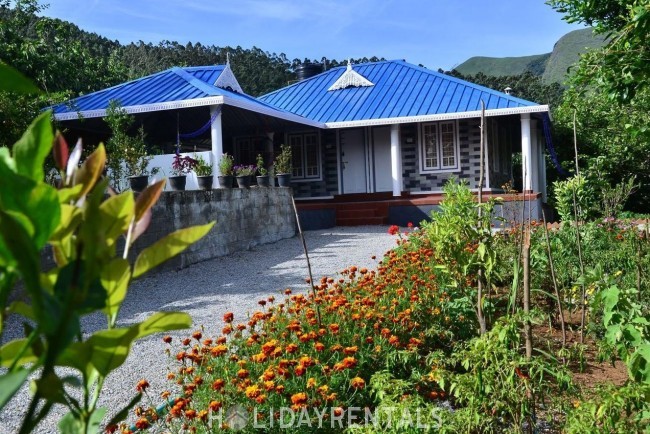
[287, 131, 322, 182]
[419, 120, 460, 173]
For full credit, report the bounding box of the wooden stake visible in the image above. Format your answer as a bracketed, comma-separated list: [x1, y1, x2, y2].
[542, 212, 566, 348]
[291, 194, 322, 326]
[477, 101, 487, 335]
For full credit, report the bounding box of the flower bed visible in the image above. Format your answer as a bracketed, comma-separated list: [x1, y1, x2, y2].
[126, 228, 476, 432]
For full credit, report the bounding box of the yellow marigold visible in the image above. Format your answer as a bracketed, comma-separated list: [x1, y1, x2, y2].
[306, 378, 317, 389]
[350, 377, 366, 389]
[343, 346, 358, 355]
[263, 380, 275, 391]
[245, 385, 261, 399]
[237, 369, 249, 379]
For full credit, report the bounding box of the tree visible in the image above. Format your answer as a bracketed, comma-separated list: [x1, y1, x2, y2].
[547, 0, 650, 103]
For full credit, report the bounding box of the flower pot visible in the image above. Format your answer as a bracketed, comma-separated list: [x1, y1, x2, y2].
[256, 175, 270, 187]
[128, 175, 149, 193]
[169, 175, 187, 191]
[197, 175, 214, 190]
[277, 173, 292, 187]
[218, 175, 234, 188]
[236, 175, 251, 188]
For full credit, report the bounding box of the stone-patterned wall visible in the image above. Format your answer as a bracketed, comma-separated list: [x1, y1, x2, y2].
[289, 130, 339, 198]
[134, 188, 296, 271]
[401, 120, 482, 192]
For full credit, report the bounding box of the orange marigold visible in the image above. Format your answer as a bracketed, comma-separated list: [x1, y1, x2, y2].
[237, 369, 249, 379]
[135, 379, 149, 393]
[350, 377, 366, 389]
[314, 342, 325, 352]
[211, 344, 228, 357]
[135, 418, 150, 430]
[209, 400, 222, 411]
[163, 335, 172, 344]
[329, 323, 340, 334]
[223, 312, 234, 323]
[212, 379, 225, 391]
[290, 392, 308, 406]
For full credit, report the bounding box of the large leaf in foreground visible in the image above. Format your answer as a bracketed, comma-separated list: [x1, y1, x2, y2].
[0, 368, 30, 411]
[86, 312, 191, 376]
[133, 222, 214, 278]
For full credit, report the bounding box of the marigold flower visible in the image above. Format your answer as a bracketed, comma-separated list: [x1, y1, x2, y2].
[263, 380, 275, 391]
[105, 424, 118, 433]
[135, 418, 150, 430]
[135, 379, 149, 393]
[237, 369, 249, 379]
[295, 364, 306, 376]
[163, 335, 172, 344]
[291, 392, 308, 406]
[329, 323, 340, 334]
[182, 338, 191, 346]
[341, 356, 357, 369]
[343, 346, 358, 355]
[245, 385, 261, 399]
[212, 379, 225, 391]
[209, 400, 222, 411]
[222, 325, 233, 335]
[192, 331, 202, 341]
[211, 344, 228, 357]
[314, 342, 325, 352]
[350, 377, 366, 389]
[388, 225, 399, 235]
[223, 312, 234, 323]
[307, 377, 317, 388]
[185, 409, 197, 419]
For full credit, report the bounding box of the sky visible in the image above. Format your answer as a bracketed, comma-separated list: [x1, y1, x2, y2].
[43, 0, 584, 70]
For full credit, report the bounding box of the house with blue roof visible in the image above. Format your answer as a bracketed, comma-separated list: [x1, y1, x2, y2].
[53, 59, 550, 227]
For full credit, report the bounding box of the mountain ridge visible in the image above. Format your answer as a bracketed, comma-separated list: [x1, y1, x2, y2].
[455, 28, 606, 84]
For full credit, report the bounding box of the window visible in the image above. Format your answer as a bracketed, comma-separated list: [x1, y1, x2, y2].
[420, 121, 458, 171]
[234, 136, 265, 165]
[288, 132, 320, 179]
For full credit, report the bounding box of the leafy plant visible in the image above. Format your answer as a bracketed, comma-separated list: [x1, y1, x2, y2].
[193, 154, 212, 176]
[274, 144, 292, 174]
[105, 100, 153, 187]
[553, 174, 596, 222]
[256, 153, 268, 176]
[170, 152, 197, 176]
[217, 153, 234, 176]
[234, 164, 256, 176]
[0, 63, 214, 433]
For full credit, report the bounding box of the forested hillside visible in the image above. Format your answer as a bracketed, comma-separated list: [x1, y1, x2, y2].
[0, 1, 381, 144]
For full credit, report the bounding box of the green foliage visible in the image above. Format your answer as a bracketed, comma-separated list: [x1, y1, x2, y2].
[217, 153, 234, 176]
[553, 87, 650, 213]
[548, 0, 650, 103]
[0, 63, 214, 433]
[563, 382, 650, 433]
[553, 175, 596, 221]
[105, 100, 152, 187]
[193, 154, 212, 176]
[274, 144, 292, 174]
[256, 153, 267, 176]
[437, 315, 572, 433]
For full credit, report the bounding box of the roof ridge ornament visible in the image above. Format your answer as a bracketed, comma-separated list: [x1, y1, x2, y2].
[214, 59, 244, 94]
[328, 60, 374, 91]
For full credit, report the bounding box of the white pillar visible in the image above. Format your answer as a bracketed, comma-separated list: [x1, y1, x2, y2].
[390, 124, 402, 197]
[210, 105, 223, 187]
[539, 129, 547, 202]
[520, 114, 532, 192]
[530, 118, 539, 193]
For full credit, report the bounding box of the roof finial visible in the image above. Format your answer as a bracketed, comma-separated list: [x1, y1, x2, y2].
[346, 59, 352, 70]
[226, 52, 230, 66]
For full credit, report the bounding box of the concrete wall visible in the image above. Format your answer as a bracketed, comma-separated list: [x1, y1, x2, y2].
[130, 188, 297, 271]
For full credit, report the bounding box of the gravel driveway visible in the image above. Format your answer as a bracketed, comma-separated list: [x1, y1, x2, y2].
[0, 226, 396, 433]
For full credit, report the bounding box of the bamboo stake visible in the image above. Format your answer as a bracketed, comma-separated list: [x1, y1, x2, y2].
[571, 110, 587, 344]
[542, 211, 566, 348]
[522, 160, 533, 360]
[477, 101, 487, 335]
[291, 194, 322, 326]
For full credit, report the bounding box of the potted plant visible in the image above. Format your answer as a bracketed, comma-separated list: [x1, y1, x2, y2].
[274, 144, 292, 187]
[169, 152, 197, 191]
[105, 101, 154, 192]
[255, 153, 270, 187]
[217, 153, 234, 188]
[234, 164, 256, 188]
[193, 154, 213, 190]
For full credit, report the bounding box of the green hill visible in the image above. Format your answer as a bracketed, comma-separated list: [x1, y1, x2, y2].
[455, 28, 606, 84]
[455, 53, 550, 77]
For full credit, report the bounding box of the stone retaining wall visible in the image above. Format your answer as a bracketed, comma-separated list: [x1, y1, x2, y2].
[131, 187, 297, 271]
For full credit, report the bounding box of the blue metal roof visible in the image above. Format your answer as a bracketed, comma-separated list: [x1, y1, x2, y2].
[51, 65, 325, 127]
[259, 60, 542, 124]
[51, 66, 227, 116]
